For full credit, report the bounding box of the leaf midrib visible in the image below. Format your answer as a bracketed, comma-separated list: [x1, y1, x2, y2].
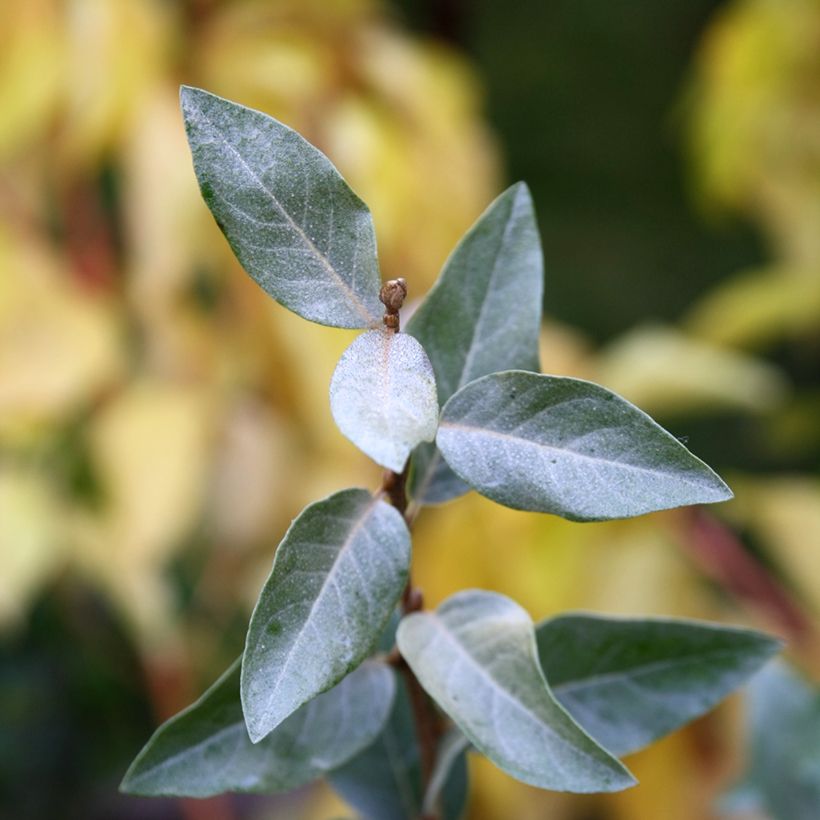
[253, 497, 380, 725]
[127, 720, 244, 790]
[420, 612, 612, 773]
[455, 192, 520, 395]
[194, 99, 376, 325]
[439, 420, 707, 487]
[551, 646, 749, 698]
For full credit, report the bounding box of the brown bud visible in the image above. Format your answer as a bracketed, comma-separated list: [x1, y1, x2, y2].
[379, 278, 407, 313]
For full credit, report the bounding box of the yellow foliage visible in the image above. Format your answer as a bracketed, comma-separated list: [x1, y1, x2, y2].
[0, 1, 62, 161]
[596, 323, 788, 415]
[0, 466, 64, 628]
[690, 0, 820, 263]
[69, 382, 212, 645]
[0, 232, 121, 437]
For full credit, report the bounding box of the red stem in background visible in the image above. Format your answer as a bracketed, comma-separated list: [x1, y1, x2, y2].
[679, 507, 816, 648]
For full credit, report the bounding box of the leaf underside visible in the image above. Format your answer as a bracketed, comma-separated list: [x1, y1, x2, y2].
[437, 370, 733, 521]
[330, 329, 439, 472]
[407, 182, 543, 505]
[241, 488, 410, 742]
[397, 589, 635, 793]
[180, 86, 383, 329]
[536, 613, 782, 756]
[121, 659, 394, 798]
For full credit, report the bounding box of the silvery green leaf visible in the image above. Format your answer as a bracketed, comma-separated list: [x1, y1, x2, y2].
[242, 488, 410, 742]
[437, 370, 733, 521]
[536, 614, 781, 756]
[328, 674, 469, 820]
[396, 590, 635, 793]
[120, 659, 394, 797]
[330, 329, 439, 472]
[180, 86, 382, 328]
[719, 662, 820, 820]
[406, 182, 543, 504]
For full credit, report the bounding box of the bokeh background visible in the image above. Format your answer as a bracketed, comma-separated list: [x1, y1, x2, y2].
[2, 1, 820, 818]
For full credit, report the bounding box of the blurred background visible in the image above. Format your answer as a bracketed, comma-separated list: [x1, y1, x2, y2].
[1, 0, 819, 818]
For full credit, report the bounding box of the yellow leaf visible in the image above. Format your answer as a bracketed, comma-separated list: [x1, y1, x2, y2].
[596, 323, 788, 416]
[0, 232, 121, 437]
[0, 466, 64, 629]
[0, 0, 62, 160]
[685, 266, 820, 348]
[69, 381, 212, 645]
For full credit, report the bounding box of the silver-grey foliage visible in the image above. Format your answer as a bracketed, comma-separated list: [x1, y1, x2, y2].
[120, 659, 394, 797]
[720, 662, 820, 820]
[437, 370, 733, 521]
[180, 86, 383, 328]
[536, 614, 781, 756]
[397, 589, 635, 793]
[328, 675, 469, 820]
[407, 182, 543, 504]
[118, 86, 781, 811]
[242, 488, 410, 742]
[330, 329, 439, 471]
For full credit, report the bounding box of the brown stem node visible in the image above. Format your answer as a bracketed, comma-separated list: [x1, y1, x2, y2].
[380, 278, 407, 332]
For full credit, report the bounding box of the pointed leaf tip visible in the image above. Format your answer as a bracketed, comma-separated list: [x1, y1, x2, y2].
[536, 614, 781, 756]
[120, 659, 394, 797]
[397, 589, 635, 793]
[437, 370, 733, 521]
[241, 489, 410, 742]
[180, 86, 382, 328]
[407, 182, 544, 505]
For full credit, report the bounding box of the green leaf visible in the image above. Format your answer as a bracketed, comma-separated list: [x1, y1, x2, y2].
[406, 182, 543, 504]
[396, 590, 635, 793]
[536, 614, 781, 757]
[422, 730, 471, 818]
[242, 488, 410, 742]
[437, 370, 733, 521]
[330, 329, 439, 471]
[720, 662, 820, 820]
[180, 86, 382, 329]
[120, 659, 394, 797]
[328, 673, 469, 820]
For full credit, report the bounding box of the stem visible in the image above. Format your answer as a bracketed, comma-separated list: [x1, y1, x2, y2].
[381, 464, 443, 819]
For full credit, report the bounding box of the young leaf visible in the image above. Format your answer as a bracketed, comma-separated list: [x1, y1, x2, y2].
[242, 488, 410, 742]
[330, 329, 438, 472]
[536, 614, 781, 756]
[437, 370, 733, 521]
[121, 659, 394, 797]
[719, 662, 820, 820]
[396, 590, 635, 793]
[328, 674, 469, 820]
[406, 182, 543, 504]
[180, 86, 383, 328]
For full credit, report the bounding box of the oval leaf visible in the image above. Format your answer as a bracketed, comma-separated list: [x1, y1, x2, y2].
[328, 674, 469, 820]
[242, 488, 410, 742]
[121, 659, 394, 797]
[180, 86, 382, 328]
[330, 330, 438, 471]
[536, 614, 781, 756]
[437, 370, 733, 521]
[406, 182, 543, 504]
[396, 590, 635, 793]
